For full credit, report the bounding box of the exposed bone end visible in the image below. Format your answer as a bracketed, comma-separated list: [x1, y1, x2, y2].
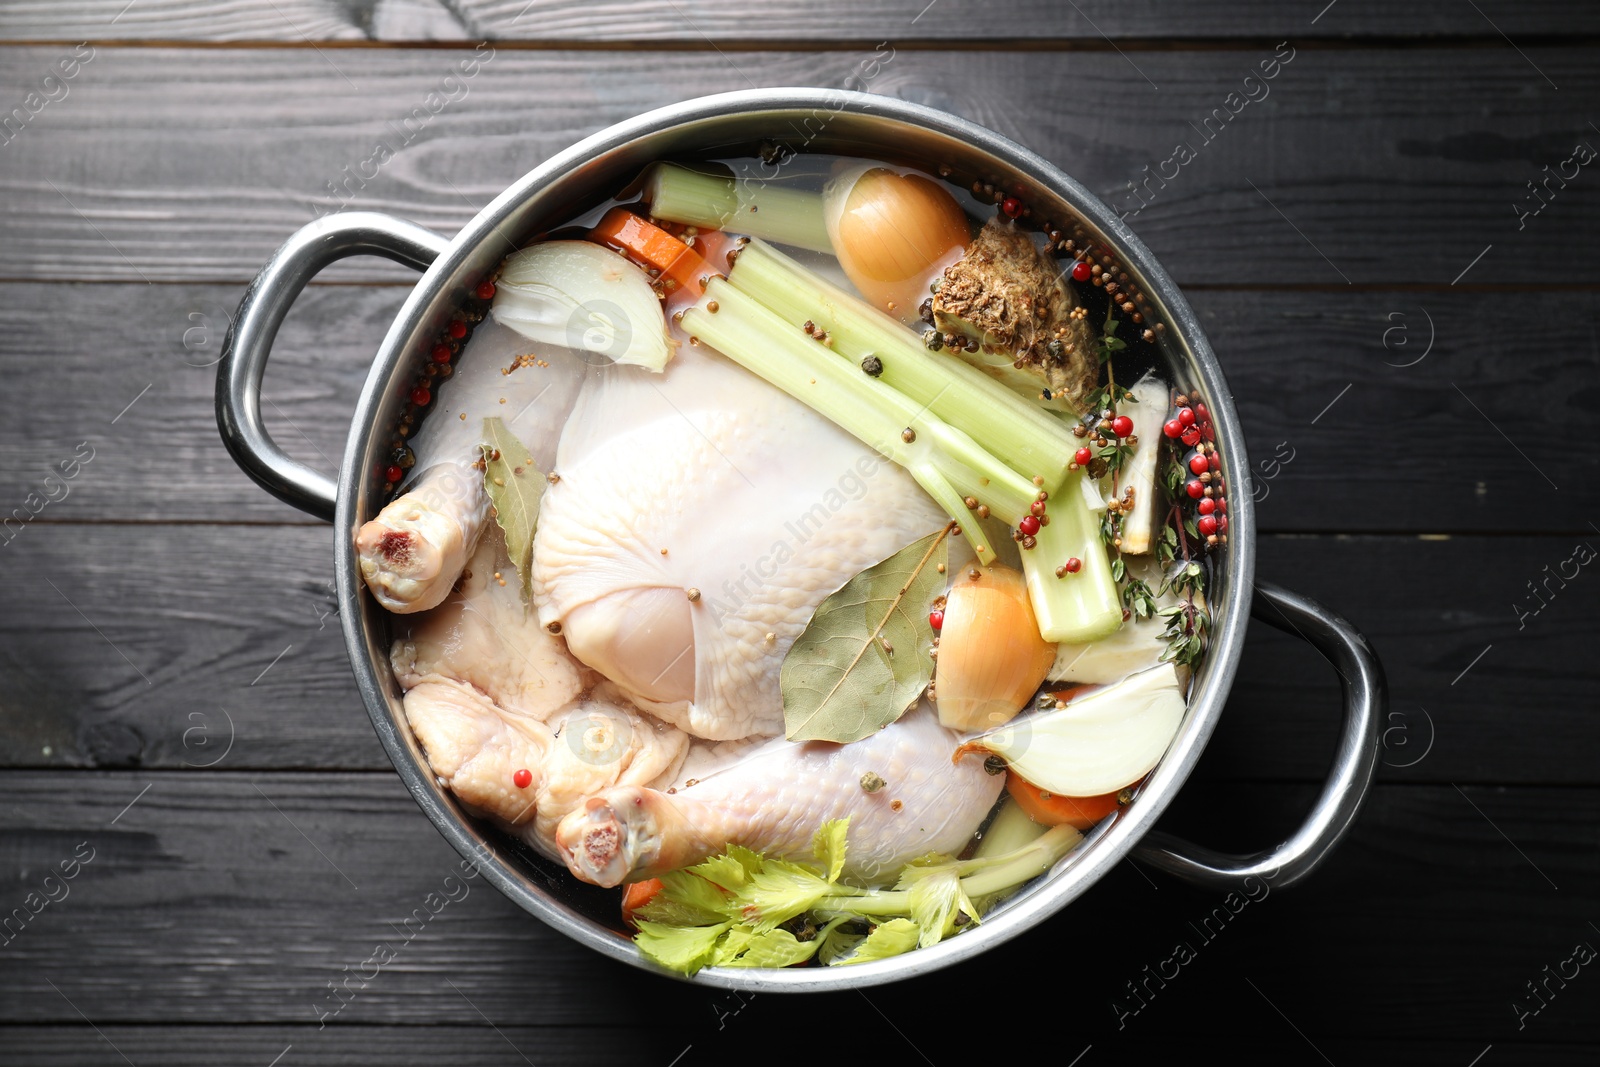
[356, 492, 471, 613]
[556, 790, 660, 887]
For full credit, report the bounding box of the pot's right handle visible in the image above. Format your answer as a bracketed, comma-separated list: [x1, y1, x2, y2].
[216, 212, 451, 521]
[1130, 581, 1384, 890]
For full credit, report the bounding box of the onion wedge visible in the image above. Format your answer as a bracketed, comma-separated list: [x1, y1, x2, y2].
[955, 663, 1186, 797]
[492, 240, 674, 372]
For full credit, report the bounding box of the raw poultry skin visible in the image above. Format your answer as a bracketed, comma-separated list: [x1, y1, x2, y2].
[356, 320, 584, 613]
[555, 706, 1006, 887]
[531, 343, 948, 741]
[379, 310, 1006, 886]
[392, 527, 690, 855]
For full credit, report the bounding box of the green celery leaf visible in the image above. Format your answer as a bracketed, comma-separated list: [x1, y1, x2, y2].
[908, 867, 979, 948]
[647, 870, 736, 924]
[634, 920, 731, 976]
[780, 527, 952, 743]
[812, 819, 851, 883]
[481, 417, 544, 600]
[722, 928, 821, 969]
[831, 918, 922, 966]
[739, 859, 834, 932]
[692, 852, 757, 894]
[712, 926, 756, 966]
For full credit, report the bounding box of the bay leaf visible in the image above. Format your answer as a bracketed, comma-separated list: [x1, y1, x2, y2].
[481, 417, 544, 600]
[780, 525, 952, 744]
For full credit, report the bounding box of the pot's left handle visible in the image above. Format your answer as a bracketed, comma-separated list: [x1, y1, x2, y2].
[217, 212, 451, 521]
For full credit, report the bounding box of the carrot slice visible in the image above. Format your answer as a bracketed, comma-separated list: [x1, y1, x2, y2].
[589, 208, 719, 298]
[1006, 772, 1131, 830]
[621, 877, 664, 929]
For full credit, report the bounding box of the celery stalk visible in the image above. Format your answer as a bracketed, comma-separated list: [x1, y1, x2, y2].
[644, 164, 833, 254]
[808, 823, 1083, 920]
[682, 279, 1037, 558]
[1021, 480, 1123, 643]
[728, 239, 1080, 487]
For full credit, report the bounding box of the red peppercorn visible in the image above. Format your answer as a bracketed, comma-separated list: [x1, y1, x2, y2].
[1188, 454, 1209, 475]
[1001, 197, 1022, 218]
[1019, 515, 1041, 537]
[1217, 498, 1227, 514]
[432, 343, 453, 363]
[1195, 403, 1208, 422]
[1198, 514, 1218, 537]
[1180, 426, 1201, 447]
[1185, 479, 1205, 499]
[448, 320, 467, 340]
[476, 280, 497, 301]
[1198, 498, 1216, 515]
[1163, 418, 1183, 438]
[1111, 415, 1133, 438]
[1063, 557, 1082, 573]
[1217, 516, 1229, 532]
[1177, 406, 1196, 427]
[384, 465, 403, 483]
[928, 609, 944, 631]
[513, 768, 532, 789]
[1071, 261, 1092, 283]
[411, 385, 432, 406]
[1030, 500, 1046, 517]
[1207, 455, 1220, 472]
[1074, 446, 1092, 466]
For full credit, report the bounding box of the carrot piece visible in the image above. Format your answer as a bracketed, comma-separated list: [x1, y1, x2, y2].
[1006, 772, 1131, 830]
[589, 208, 718, 298]
[620, 877, 664, 928]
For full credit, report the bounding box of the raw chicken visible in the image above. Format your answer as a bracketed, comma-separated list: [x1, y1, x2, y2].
[532, 344, 947, 741]
[554, 705, 1005, 887]
[392, 527, 690, 854]
[356, 320, 585, 613]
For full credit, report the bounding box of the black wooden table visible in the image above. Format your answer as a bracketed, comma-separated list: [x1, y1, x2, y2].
[2, 3, 1596, 1064]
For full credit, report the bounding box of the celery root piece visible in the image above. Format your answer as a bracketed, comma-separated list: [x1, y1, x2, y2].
[931, 217, 1098, 413]
[643, 163, 833, 254]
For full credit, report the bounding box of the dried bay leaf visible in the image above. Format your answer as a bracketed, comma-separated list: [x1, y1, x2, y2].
[481, 417, 544, 599]
[781, 525, 952, 744]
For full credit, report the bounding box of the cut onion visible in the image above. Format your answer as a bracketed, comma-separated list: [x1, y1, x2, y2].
[492, 241, 673, 372]
[957, 663, 1186, 797]
[934, 564, 1056, 732]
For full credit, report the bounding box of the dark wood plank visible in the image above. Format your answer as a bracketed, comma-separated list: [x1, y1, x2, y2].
[0, 770, 1595, 1050]
[2, 284, 1594, 530]
[0, 47, 1596, 285]
[3, 1028, 1596, 1067]
[3, 0, 1597, 43]
[0, 522, 1592, 785]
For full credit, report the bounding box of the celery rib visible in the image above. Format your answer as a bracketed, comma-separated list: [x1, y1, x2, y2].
[645, 163, 833, 254]
[682, 279, 1031, 559]
[728, 240, 1081, 487]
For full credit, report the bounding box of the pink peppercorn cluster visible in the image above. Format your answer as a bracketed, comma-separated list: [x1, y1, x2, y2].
[1164, 398, 1228, 547]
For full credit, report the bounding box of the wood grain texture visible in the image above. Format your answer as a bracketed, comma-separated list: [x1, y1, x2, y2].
[0, 770, 1593, 1050]
[0, 522, 1591, 786]
[2, 0, 1597, 43]
[0, 47, 1596, 285]
[1, 283, 1593, 529]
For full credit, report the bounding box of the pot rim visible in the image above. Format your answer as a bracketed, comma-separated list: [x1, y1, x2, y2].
[332, 87, 1255, 990]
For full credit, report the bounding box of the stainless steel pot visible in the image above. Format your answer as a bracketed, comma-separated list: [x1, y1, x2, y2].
[216, 88, 1384, 990]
